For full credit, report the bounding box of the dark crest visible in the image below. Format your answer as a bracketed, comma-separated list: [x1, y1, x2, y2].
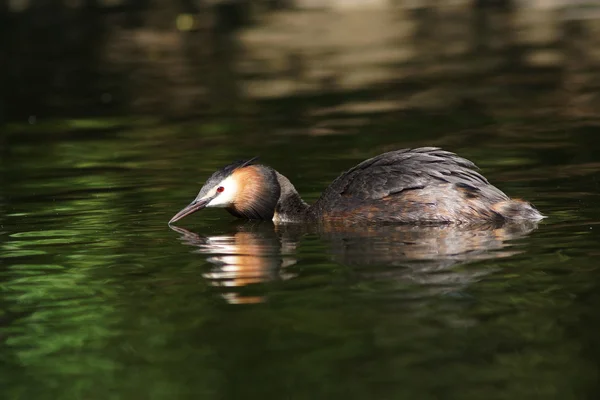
[216, 156, 260, 179]
[197, 157, 259, 199]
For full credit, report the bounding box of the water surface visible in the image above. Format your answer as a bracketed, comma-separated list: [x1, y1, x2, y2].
[2, 3, 600, 400]
[2, 116, 599, 399]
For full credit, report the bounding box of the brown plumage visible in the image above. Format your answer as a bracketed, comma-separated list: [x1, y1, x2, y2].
[226, 166, 279, 220]
[169, 147, 544, 225]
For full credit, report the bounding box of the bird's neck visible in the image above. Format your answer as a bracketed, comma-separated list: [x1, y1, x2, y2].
[273, 172, 310, 223]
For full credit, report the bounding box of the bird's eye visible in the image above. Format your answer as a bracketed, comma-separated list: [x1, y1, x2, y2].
[217, 186, 225, 193]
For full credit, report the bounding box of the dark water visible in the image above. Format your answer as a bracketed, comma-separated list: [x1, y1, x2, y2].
[3, 116, 600, 400]
[3, 3, 600, 400]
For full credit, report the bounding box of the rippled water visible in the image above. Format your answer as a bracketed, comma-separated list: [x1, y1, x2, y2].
[2, 116, 599, 399]
[3, 3, 600, 399]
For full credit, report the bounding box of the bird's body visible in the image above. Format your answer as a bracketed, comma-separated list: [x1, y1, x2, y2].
[169, 147, 544, 225]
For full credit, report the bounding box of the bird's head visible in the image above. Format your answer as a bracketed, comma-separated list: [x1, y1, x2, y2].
[169, 157, 281, 224]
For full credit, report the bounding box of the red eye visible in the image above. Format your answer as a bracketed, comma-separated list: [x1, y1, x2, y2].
[217, 186, 225, 193]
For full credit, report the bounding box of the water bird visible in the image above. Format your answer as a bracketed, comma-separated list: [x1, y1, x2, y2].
[169, 147, 544, 225]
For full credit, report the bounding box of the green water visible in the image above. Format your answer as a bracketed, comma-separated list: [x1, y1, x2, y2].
[3, 4, 600, 399]
[2, 115, 599, 400]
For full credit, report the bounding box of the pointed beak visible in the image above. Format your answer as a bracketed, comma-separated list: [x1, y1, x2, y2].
[169, 198, 211, 224]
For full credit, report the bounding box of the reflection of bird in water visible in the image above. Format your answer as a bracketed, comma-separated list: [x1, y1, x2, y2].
[288, 222, 539, 290]
[170, 223, 297, 304]
[170, 147, 544, 225]
[171, 220, 539, 304]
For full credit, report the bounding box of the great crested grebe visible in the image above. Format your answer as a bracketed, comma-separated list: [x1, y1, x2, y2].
[169, 147, 544, 225]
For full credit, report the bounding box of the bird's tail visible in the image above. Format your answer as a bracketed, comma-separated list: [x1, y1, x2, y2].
[492, 199, 545, 221]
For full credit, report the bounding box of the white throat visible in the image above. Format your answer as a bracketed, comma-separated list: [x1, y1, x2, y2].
[200, 175, 239, 208]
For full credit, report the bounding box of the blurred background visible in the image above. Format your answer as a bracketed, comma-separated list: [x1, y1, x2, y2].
[2, 0, 600, 123]
[2, 1, 600, 400]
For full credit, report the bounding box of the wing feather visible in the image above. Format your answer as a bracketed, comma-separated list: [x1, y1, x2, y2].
[312, 147, 507, 214]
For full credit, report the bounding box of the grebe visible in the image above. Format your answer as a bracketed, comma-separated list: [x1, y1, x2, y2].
[169, 147, 544, 225]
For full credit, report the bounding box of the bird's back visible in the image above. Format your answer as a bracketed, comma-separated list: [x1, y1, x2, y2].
[309, 147, 542, 224]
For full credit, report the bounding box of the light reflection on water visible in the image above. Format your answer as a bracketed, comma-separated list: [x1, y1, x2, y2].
[2, 109, 600, 400]
[1, 126, 599, 398]
[170, 221, 539, 305]
[171, 224, 298, 304]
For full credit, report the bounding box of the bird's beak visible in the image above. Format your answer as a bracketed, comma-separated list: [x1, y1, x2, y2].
[169, 197, 211, 224]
